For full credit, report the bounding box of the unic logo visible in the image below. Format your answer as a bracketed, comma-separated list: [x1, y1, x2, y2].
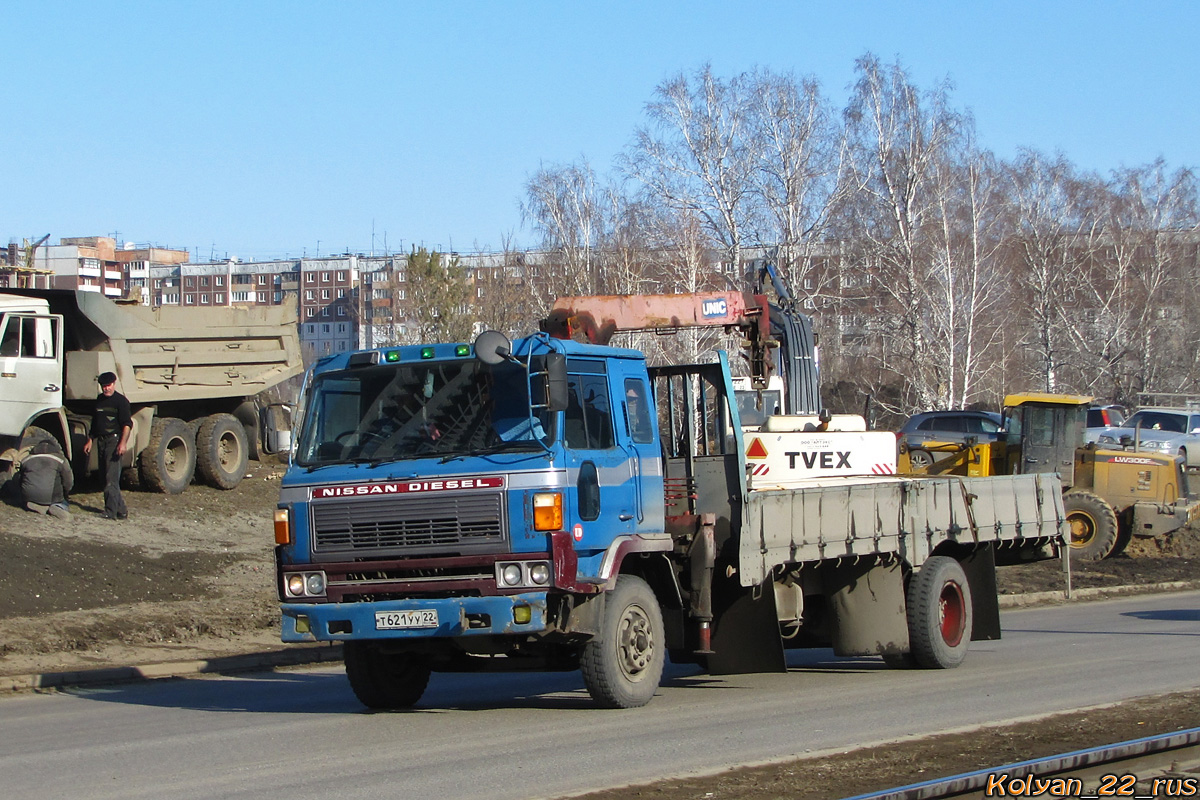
[701, 298, 728, 317]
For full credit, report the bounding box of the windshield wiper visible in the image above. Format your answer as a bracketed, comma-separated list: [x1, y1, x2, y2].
[439, 440, 544, 463]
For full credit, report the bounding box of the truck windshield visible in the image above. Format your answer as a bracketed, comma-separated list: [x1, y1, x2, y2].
[295, 358, 553, 466]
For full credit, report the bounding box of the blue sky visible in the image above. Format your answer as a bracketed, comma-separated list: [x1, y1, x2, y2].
[4, 1, 1197, 261]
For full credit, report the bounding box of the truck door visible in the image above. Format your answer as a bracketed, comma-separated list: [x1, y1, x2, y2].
[0, 313, 63, 436]
[561, 359, 638, 549]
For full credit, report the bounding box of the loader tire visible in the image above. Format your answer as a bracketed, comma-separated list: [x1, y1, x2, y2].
[139, 417, 196, 494]
[581, 575, 665, 708]
[344, 642, 431, 710]
[906, 556, 972, 669]
[1064, 491, 1120, 561]
[195, 413, 249, 490]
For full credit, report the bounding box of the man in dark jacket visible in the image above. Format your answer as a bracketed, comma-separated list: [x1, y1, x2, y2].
[82, 371, 132, 520]
[20, 439, 74, 519]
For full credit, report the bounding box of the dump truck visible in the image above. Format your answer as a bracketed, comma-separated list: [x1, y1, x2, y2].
[0, 289, 302, 494]
[274, 321, 1065, 710]
[897, 392, 1199, 560]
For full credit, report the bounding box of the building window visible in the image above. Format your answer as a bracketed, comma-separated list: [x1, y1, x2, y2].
[306, 307, 315, 319]
[337, 306, 346, 317]
[164, 293, 180, 304]
[185, 294, 196, 305]
[397, 289, 406, 300]
[321, 289, 330, 299]
[233, 291, 250, 302]
[337, 288, 345, 299]
[321, 272, 330, 282]
[257, 292, 267, 303]
[305, 290, 314, 300]
[201, 294, 210, 304]
[337, 323, 347, 333]
[215, 293, 225, 304]
[186, 277, 196, 288]
[337, 271, 347, 282]
[201, 276, 210, 287]
[273, 292, 282, 303]
[321, 306, 330, 317]
[215, 276, 224, 286]
[305, 273, 314, 283]
[258, 275, 267, 285]
[322, 324, 330, 333]
[306, 324, 315, 334]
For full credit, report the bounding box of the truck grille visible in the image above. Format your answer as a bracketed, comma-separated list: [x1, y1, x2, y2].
[310, 492, 506, 557]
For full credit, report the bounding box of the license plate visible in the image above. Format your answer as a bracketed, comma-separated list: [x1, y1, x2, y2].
[375, 609, 439, 630]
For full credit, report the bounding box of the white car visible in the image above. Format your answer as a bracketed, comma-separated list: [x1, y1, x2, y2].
[1088, 407, 1200, 470]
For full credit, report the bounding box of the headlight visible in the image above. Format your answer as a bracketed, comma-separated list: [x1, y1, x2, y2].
[501, 564, 523, 586]
[284, 571, 327, 598]
[496, 560, 553, 589]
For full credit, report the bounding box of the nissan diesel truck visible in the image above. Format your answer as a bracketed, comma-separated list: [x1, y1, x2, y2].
[274, 325, 1065, 709]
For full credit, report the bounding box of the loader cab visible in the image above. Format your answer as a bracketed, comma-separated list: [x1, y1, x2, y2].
[1002, 393, 1091, 487]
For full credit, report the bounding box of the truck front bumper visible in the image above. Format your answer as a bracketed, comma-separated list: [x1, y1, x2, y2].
[280, 592, 549, 642]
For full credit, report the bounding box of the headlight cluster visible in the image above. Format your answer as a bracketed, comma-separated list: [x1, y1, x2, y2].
[495, 560, 552, 589]
[284, 571, 327, 598]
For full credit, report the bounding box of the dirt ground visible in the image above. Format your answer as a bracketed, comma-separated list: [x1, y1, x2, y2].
[0, 466, 1198, 798]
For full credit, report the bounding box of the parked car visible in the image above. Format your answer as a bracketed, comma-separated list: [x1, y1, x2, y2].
[1086, 405, 1126, 428]
[1088, 407, 1200, 470]
[897, 410, 1005, 469]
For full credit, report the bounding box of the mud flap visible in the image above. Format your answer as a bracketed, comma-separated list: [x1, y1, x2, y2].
[822, 558, 908, 657]
[961, 545, 1001, 641]
[706, 576, 787, 675]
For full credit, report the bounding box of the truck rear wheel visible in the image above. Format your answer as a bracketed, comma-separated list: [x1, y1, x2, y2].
[343, 642, 432, 709]
[581, 574, 665, 708]
[195, 413, 249, 490]
[139, 417, 196, 494]
[907, 556, 972, 669]
[1064, 491, 1119, 561]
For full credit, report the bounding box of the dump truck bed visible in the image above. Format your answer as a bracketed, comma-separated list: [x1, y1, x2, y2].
[5, 289, 302, 403]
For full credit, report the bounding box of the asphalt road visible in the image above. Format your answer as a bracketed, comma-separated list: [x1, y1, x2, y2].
[2, 591, 1198, 800]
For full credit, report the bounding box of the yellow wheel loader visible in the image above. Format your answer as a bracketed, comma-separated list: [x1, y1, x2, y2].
[898, 393, 1198, 560]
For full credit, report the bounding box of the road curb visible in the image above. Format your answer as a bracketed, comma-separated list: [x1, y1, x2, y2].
[997, 580, 1200, 607]
[5, 582, 1198, 696]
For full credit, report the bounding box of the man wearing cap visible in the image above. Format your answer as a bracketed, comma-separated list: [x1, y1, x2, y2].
[82, 371, 132, 520]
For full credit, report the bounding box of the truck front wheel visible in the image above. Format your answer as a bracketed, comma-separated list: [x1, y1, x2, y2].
[139, 417, 196, 494]
[1064, 491, 1119, 561]
[195, 413, 249, 490]
[343, 642, 432, 709]
[907, 556, 972, 669]
[581, 575, 665, 708]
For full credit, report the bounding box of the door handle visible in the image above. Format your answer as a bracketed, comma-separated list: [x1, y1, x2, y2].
[618, 513, 633, 521]
[45, 384, 60, 392]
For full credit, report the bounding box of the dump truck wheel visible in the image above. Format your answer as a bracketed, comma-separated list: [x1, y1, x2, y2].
[581, 575, 665, 708]
[1064, 491, 1119, 561]
[343, 642, 431, 709]
[195, 414, 249, 490]
[907, 556, 972, 669]
[139, 417, 196, 494]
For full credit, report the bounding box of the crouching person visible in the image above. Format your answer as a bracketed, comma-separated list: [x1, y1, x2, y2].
[20, 440, 73, 520]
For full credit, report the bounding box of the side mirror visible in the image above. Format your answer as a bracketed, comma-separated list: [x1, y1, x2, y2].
[544, 351, 569, 412]
[474, 330, 512, 365]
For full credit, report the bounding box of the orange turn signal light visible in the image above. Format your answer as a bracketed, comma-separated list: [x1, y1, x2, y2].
[274, 508, 292, 545]
[532, 492, 563, 531]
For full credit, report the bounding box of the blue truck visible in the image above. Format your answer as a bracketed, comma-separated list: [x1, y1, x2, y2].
[275, 318, 1066, 709]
